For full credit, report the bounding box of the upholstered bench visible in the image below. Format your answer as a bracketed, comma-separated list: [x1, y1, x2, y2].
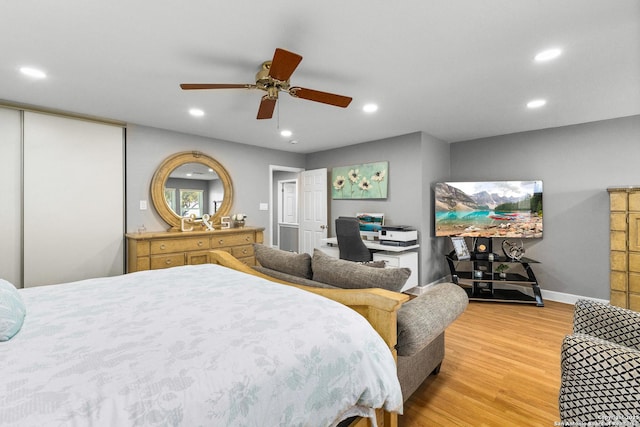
[252, 244, 469, 401]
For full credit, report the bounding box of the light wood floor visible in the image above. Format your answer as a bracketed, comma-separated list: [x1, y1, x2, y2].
[400, 300, 575, 426]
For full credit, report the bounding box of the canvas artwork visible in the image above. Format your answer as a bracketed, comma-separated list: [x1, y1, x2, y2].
[331, 161, 388, 199]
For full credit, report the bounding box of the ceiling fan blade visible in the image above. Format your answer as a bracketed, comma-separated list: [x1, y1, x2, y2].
[268, 48, 303, 82]
[180, 83, 253, 90]
[289, 87, 352, 108]
[257, 96, 277, 120]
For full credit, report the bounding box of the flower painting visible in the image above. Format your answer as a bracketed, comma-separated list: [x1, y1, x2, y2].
[331, 161, 388, 199]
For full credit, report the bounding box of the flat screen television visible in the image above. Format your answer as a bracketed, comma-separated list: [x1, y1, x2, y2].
[434, 180, 543, 238]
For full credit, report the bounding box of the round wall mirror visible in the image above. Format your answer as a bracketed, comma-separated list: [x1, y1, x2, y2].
[151, 151, 233, 230]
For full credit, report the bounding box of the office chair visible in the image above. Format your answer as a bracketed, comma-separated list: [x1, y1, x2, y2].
[335, 217, 373, 262]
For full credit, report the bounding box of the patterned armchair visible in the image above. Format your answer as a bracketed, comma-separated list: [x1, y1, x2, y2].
[559, 300, 640, 424]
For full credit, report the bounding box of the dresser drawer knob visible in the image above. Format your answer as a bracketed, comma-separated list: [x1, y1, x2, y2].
[160, 244, 166, 250]
[242, 248, 248, 254]
[245, 236, 250, 242]
[218, 239, 224, 244]
[198, 241, 204, 247]
[165, 259, 172, 265]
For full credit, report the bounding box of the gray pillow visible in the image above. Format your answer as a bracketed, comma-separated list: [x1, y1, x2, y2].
[253, 244, 312, 279]
[311, 249, 410, 292]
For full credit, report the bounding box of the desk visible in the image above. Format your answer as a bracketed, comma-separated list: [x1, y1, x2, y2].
[322, 237, 419, 252]
[321, 238, 420, 290]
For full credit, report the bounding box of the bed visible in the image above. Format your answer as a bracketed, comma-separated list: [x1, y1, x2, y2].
[0, 251, 406, 427]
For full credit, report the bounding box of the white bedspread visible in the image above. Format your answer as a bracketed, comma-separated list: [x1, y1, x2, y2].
[0, 264, 402, 426]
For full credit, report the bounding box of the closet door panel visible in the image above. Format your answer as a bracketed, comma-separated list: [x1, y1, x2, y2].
[23, 112, 124, 287]
[0, 108, 22, 286]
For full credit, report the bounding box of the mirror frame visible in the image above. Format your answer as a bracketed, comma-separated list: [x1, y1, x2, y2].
[151, 151, 233, 230]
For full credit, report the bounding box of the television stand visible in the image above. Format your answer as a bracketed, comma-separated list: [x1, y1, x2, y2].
[445, 252, 544, 307]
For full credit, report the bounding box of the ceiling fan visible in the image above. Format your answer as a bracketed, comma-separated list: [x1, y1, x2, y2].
[180, 48, 352, 120]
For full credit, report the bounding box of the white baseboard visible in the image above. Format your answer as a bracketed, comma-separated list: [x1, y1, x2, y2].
[540, 289, 608, 305]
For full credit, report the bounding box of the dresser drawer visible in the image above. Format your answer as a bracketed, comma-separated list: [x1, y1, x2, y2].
[610, 271, 627, 291]
[611, 251, 627, 271]
[231, 244, 254, 259]
[150, 254, 185, 269]
[211, 233, 255, 248]
[136, 257, 150, 271]
[610, 213, 627, 232]
[629, 252, 640, 273]
[150, 237, 210, 254]
[187, 251, 211, 265]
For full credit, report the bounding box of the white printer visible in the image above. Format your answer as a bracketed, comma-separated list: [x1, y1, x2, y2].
[378, 225, 418, 246]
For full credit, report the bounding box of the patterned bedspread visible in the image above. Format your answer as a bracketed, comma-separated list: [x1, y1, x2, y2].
[0, 264, 402, 426]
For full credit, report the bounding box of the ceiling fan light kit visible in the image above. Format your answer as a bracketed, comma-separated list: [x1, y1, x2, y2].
[180, 48, 352, 120]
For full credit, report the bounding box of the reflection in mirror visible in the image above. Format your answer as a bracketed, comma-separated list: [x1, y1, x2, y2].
[164, 163, 224, 217]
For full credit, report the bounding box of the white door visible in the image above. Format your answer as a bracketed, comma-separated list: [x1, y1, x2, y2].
[0, 108, 22, 286]
[299, 168, 328, 255]
[279, 180, 298, 224]
[23, 112, 124, 287]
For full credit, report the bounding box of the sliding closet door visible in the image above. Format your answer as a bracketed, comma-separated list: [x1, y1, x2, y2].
[0, 108, 22, 286]
[23, 112, 124, 287]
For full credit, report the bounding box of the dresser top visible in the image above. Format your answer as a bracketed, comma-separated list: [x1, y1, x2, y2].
[608, 186, 640, 192]
[126, 226, 264, 240]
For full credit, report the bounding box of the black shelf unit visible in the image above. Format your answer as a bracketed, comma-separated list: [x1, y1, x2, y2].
[446, 252, 544, 307]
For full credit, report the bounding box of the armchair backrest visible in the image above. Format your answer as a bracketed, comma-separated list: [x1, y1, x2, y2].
[573, 299, 640, 351]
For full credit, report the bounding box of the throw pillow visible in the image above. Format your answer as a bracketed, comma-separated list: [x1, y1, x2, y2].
[253, 244, 313, 279]
[312, 249, 410, 292]
[0, 279, 27, 342]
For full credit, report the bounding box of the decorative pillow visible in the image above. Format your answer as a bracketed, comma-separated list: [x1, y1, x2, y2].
[0, 279, 26, 342]
[253, 244, 313, 279]
[312, 249, 410, 292]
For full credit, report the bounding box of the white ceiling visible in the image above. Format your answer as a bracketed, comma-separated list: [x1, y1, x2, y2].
[2, 0, 639, 153]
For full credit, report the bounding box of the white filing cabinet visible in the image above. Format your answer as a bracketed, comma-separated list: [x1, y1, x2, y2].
[373, 251, 419, 292]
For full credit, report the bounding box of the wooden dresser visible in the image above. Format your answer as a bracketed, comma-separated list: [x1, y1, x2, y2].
[125, 227, 264, 273]
[608, 187, 640, 310]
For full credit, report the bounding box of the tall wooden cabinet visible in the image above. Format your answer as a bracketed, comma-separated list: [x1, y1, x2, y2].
[126, 227, 264, 273]
[608, 187, 640, 310]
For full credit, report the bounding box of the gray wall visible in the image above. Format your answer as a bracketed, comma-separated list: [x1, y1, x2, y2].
[306, 131, 451, 284]
[125, 115, 640, 300]
[126, 124, 306, 234]
[450, 115, 640, 300]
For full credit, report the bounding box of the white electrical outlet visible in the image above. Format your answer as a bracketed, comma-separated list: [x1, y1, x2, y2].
[259, 203, 268, 211]
[140, 200, 148, 210]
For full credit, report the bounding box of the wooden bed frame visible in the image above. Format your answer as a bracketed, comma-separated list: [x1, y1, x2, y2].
[207, 250, 409, 427]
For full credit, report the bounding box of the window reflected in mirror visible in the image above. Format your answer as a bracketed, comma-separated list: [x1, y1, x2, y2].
[164, 162, 225, 218]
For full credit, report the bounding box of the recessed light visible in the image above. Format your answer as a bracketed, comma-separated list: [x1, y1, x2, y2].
[280, 130, 292, 137]
[20, 66, 47, 79]
[363, 103, 378, 113]
[189, 108, 205, 117]
[527, 99, 547, 109]
[534, 48, 562, 62]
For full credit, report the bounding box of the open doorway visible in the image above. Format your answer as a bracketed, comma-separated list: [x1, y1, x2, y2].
[269, 165, 304, 249]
